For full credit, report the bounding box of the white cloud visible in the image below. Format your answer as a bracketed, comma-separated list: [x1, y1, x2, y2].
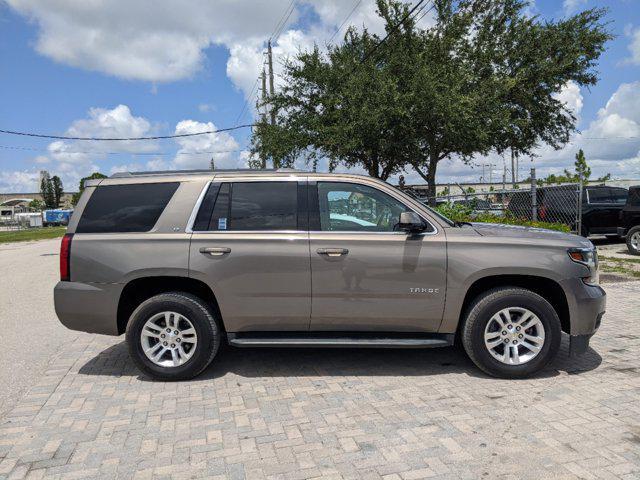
[5, 0, 304, 82]
[198, 103, 215, 113]
[27, 105, 161, 189]
[0, 171, 41, 193]
[563, 0, 588, 16]
[553, 81, 583, 119]
[624, 26, 640, 66]
[173, 120, 241, 170]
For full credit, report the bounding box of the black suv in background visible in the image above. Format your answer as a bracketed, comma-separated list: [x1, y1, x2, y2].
[618, 186, 640, 255]
[507, 185, 628, 237]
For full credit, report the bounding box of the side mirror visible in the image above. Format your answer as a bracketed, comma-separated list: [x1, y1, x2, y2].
[398, 211, 424, 232]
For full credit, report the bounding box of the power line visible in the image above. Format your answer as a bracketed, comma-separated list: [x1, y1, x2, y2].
[349, 0, 429, 73]
[328, 0, 363, 44]
[0, 144, 243, 156]
[270, 0, 297, 42]
[414, 1, 436, 23]
[0, 124, 255, 141]
[234, 74, 262, 126]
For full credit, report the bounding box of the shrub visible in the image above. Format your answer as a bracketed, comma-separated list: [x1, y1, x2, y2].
[434, 202, 570, 233]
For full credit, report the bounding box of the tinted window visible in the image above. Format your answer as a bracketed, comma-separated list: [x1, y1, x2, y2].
[609, 188, 628, 204]
[318, 182, 430, 232]
[192, 183, 221, 231]
[587, 188, 614, 204]
[77, 183, 179, 233]
[629, 188, 640, 207]
[210, 183, 230, 230]
[194, 182, 298, 231]
[230, 182, 297, 230]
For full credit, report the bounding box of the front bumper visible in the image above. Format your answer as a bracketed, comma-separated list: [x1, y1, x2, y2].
[54, 281, 123, 335]
[559, 277, 606, 337]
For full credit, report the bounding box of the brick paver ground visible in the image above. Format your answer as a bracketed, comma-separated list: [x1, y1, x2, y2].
[1, 281, 639, 480]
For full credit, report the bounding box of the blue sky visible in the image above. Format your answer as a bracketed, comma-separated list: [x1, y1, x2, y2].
[1, 0, 639, 192]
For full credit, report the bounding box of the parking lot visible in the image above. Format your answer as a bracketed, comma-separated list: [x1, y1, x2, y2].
[0, 239, 639, 479]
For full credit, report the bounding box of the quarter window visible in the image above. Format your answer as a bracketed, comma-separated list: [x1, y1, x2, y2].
[317, 182, 427, 232]
[77, 183, 179, 233]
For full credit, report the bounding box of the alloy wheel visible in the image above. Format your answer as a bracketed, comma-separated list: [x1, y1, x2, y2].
[484, 307, 546, 365]
[140, 311, 198, 367]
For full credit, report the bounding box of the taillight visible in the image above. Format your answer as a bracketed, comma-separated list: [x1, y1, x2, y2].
[60, 233, 73, 281]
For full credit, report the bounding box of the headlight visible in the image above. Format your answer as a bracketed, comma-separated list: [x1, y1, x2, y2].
[568, 247, 599, 285]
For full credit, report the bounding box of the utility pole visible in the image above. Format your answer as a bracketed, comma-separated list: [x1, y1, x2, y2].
[267, 41, 275, 122]
[260, 68, 267, 169]
[266, 40, 277, 168]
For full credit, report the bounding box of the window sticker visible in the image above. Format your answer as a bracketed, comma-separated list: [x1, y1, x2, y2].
[218, 217, 227, 230]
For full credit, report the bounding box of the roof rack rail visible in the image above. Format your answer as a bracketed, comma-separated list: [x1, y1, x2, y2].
[110, 168, 306, 178]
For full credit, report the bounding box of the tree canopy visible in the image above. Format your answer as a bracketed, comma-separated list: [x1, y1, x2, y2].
[251, 0, 610, 201]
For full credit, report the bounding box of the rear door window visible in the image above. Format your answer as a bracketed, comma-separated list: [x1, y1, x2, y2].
[193, 181, 299, 231]
[77, 183, 179, 233]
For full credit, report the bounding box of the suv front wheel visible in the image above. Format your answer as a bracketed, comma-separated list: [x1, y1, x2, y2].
[461, 287, 561, 378]
[126, 292, 221, 380]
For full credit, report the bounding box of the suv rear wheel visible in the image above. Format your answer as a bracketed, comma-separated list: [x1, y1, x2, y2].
[626, 226, 640, 255]
[125, 292, 221, 380]
[461, 287, 561, 378]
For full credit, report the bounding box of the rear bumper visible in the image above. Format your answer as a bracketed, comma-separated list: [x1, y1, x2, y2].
[54, 281, 123, 335]
[617, 227, 627, 237]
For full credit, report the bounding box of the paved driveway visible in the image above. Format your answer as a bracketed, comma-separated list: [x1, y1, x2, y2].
[0, 239, 79, 420]
[0, 275, 639, 479]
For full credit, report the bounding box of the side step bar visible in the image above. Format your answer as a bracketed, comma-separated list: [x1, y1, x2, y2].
[227, 333, 454, 349]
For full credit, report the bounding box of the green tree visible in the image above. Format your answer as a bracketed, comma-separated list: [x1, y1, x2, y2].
[71, 172, 107, 205]
[51, 175, 64, 207]
[40, 172, 55, 209]
[573, 149, 591, 181]
[252, 0, 610, 203]
[28, 199, 45, 211]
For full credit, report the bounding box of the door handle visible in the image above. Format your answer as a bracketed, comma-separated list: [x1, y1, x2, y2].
[199, 247, 231, 256]
[316, 248, 349, 257]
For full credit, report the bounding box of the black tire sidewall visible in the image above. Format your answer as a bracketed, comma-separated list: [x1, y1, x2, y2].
[627, 226, 640, 255]
[126, 294, 219, 380]
[468, 291, 561, 377]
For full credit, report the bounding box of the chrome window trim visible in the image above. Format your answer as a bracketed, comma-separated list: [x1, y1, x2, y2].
[313, 180, 439, 236]
[185, 179, 305, 234]
[186, 178, 439, 235]
[185, 181, 211, 234]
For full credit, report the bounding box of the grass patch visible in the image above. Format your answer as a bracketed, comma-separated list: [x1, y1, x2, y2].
[0, 226, 66, 244]
[598, 256, 640, 279]
[599, 255, 640, 264]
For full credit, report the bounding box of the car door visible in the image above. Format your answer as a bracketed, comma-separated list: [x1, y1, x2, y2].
[586, 188, 619, 233]
[308, 180, 447, 333]
[189, 177, 311, 332]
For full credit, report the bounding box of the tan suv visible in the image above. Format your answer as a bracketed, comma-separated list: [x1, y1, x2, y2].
[54, 169, 605, 380]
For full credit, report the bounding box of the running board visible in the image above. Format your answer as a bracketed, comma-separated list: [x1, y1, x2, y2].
[227, 332, 454, 349]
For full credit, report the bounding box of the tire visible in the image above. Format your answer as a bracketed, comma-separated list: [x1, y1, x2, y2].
[461, 287, 561, 379]
[125, 292, 221, 380]
[580, 225, 589, 238]
[626, 226, 640, 256]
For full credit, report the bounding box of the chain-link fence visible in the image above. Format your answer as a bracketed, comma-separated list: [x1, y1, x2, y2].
[404, 176, 584, 234]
